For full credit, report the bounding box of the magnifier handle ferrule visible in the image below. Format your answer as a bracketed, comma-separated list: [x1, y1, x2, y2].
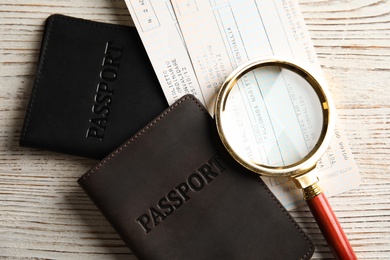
[302, 183, 322, 200]
[306, 191, 357, 260]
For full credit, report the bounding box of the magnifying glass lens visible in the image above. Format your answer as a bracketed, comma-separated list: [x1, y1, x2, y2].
[221, 65, 324, 168]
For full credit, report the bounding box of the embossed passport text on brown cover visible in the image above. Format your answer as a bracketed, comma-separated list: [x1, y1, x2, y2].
[19, 14, 167, 159]
[78, 95, 314, 260]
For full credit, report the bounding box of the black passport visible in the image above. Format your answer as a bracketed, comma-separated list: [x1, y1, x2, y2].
[20, 14, 168, 159]
[78, 95, 314, 260]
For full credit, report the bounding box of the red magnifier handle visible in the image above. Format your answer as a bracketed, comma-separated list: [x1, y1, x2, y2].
[306, 192, 357, 260]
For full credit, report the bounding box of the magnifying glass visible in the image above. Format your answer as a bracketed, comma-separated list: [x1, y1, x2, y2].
[214, 58, 357, 260]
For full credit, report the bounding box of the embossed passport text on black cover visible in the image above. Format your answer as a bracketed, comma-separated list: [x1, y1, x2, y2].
[78, 95, 314, 260]
[19, 14, 168, 159]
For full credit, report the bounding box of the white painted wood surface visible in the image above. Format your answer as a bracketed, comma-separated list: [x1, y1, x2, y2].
[0, 0, 389, 259]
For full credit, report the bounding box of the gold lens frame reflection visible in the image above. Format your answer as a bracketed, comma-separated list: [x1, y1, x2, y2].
[214, 58, 335, 179]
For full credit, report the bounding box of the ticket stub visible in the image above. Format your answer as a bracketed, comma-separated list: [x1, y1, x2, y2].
[124, 0, 203, 104]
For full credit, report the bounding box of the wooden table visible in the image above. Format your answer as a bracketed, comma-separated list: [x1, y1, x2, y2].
[0, 0, 389, 259]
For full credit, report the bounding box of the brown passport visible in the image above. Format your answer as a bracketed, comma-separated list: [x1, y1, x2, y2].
[78, 95, 314, 259]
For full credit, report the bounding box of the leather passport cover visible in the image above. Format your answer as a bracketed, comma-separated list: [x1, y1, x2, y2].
[19, 14, 168, 159]
[78, 95, 314, 260]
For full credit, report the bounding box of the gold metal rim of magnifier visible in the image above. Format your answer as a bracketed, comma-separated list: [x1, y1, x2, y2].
[214, 57, 336, 178]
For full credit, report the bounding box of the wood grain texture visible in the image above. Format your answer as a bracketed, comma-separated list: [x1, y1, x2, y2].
[0, 0, 389, 259]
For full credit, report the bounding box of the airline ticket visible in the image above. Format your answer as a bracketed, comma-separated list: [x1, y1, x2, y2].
[124, 0, 360, 210]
